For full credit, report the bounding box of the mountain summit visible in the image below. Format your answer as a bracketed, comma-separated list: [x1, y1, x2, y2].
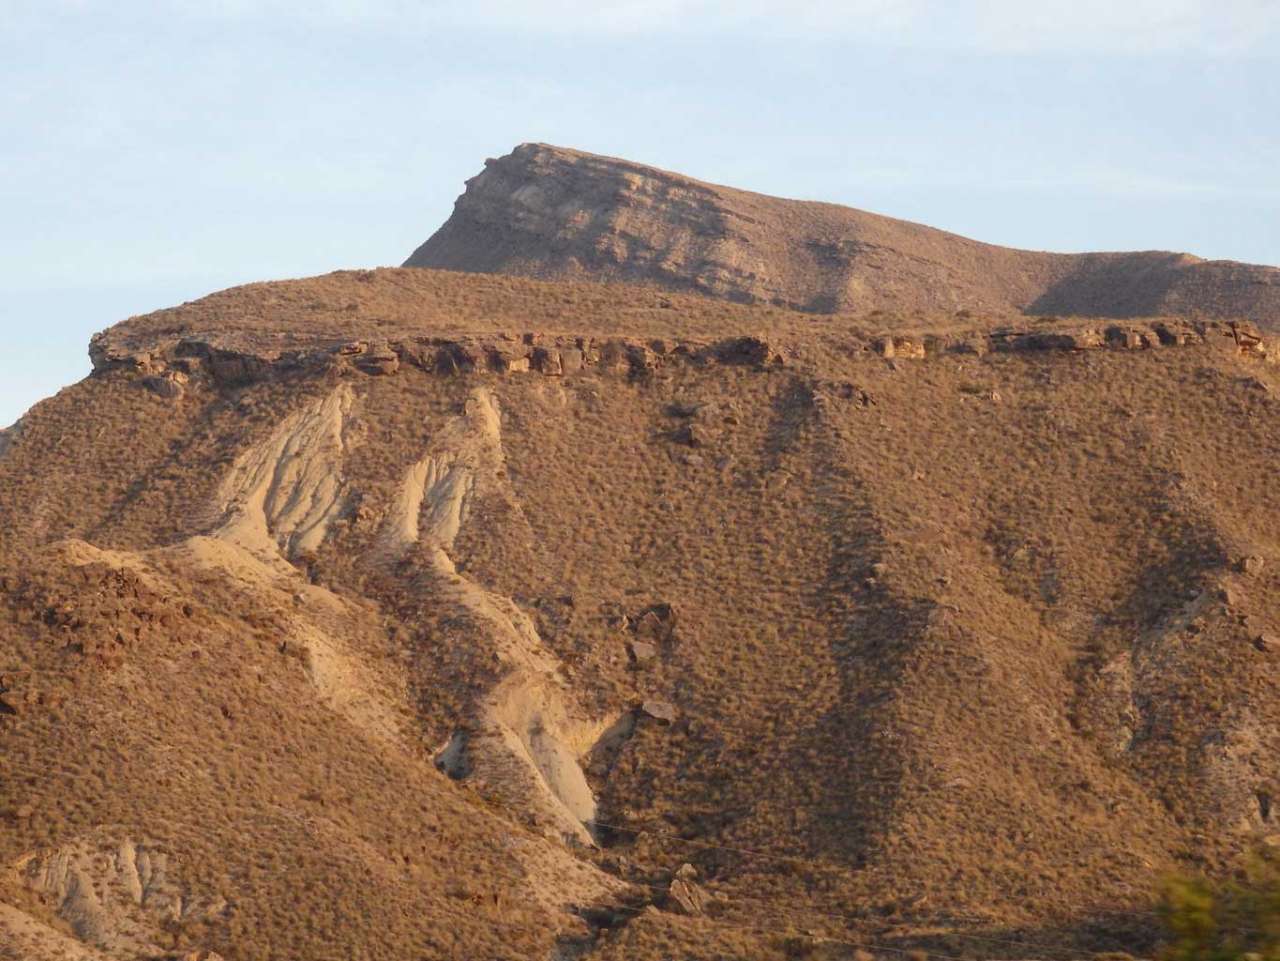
[3, 151, 1280, 961]
[406, 143, 1280, 324]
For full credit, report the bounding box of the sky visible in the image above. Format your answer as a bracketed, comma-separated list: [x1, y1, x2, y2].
[1, 0, 1278, 425]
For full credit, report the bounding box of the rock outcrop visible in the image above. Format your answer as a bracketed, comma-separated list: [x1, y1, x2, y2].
[87, 313, 1275, 394]
[405, 143, 1280, 327]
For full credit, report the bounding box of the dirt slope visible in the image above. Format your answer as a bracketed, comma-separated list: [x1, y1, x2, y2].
[405, 143, 1280, 326]
[2, 267, 1279, 960]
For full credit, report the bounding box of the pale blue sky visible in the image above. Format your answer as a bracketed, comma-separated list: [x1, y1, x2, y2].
[2, 0, 1278, 425]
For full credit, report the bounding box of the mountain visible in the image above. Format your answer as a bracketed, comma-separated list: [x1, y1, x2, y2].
[2, 263, 1279, 961]
[405, 143, 1280, 325]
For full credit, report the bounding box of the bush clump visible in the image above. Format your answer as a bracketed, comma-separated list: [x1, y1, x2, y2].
[1160, 848, 1280, 961]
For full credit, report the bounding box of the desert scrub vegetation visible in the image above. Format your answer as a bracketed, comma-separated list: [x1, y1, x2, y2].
[1160, 848, 1280, 961]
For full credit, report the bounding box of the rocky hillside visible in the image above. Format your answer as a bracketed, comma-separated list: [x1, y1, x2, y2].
[405, 144, 1280, 326]
[2, 267, 1279, 961]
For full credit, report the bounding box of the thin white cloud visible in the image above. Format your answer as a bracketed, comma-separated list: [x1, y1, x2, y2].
[77, 0, 1279, 54]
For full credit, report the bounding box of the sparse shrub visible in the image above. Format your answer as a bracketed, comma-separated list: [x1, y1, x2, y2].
[1159, 848, 1280, 961]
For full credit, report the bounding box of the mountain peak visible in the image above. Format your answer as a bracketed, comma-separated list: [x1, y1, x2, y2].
[406, 144, 1280, 325]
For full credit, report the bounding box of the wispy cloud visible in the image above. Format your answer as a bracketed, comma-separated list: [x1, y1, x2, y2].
[52, 0, 1277, 55]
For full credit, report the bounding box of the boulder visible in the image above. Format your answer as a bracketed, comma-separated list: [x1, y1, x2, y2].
[891, 337, 927, 359]
[207, 349, 269, 384]
[559, 347, 585, 373]
[1152, 323, 1191, 346]
[1255, 634, 1277, 654]
[435, 343, 479, 374]
[354, 345, 400, 375]
[1230, 322, 1267, 356]
[1105, 326, 1145, 349]
[640, 699, 676, 724]
[395, 341, 441, 371]
[597, 340, 632, 372]
[486, 345, 531, 374]
[626, 639, 658, 664]
[625, 343, 660, 375]
[1072, 329, 1105, 349]
[665, 863, 709, 915]
[632, 603, 676, 643]
[531, 346, 562, 375]
[670, 423, 713, 448]
[714, 336, 781, 367]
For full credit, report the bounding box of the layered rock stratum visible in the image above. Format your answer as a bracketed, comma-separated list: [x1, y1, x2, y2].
[3, 157, 1280, 961]
[406, 143, 1280, 325]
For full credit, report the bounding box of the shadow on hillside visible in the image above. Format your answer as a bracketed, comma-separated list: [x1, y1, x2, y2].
[1025, 254, 1187, 320]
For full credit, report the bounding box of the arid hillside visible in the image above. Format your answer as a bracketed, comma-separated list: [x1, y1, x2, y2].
[405, 144, 1280, 326]
[2, 267, 1279, 961]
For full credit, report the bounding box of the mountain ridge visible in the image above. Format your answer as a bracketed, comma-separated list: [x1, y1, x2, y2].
[405, 143, 1280, 325]
[4, 169, 1280, 961]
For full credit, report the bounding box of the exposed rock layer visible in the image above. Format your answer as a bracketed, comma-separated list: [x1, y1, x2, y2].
[406, 143, 1280, 326]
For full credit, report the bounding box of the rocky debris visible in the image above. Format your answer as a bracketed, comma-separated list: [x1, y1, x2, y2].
[88, 334, 155, 372]
[670, 422, 714, 448]
[353, 344, 400, 376]
[1152, 321, 1193, 346]
[432, 342, 481, 374]
[1255, 634, 1277, 654]
[1104, 326, 1149, 349]
[1231, 322, 1269, 356]
[875, 336, 926, 359]
[640, 700, 676, 724]
[663, 864, 709, 916]
[992, 328, 1105, 352]
[88, 317, 1271, 395]
[630, 603, 677, 645]
[142, 371, 188, 399]
[531, 345, 564, 375]
[667, 399, 721, 419]
[486, 342, 531, 374]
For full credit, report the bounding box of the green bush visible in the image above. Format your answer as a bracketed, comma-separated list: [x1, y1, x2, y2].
[1160, 849, 1280, 961]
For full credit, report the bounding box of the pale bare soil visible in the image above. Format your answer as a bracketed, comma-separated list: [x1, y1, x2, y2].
[1, 268, 1278, 960]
